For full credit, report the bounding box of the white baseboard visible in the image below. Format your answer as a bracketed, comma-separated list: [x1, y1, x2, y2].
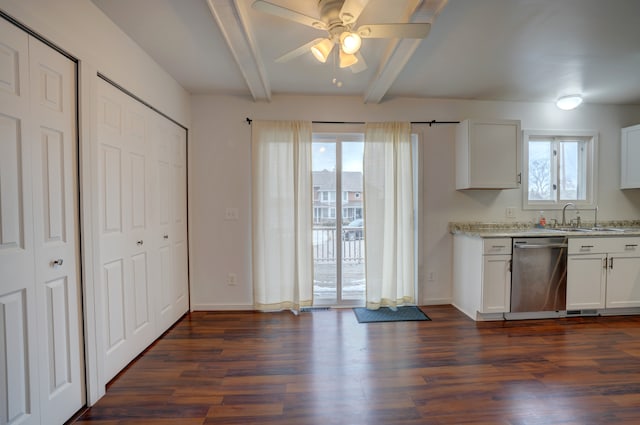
[421, 297, 452, 305]
[451, 302, 475, 320]
[191, 304, 254, 311]
[598, 307, 640, 316]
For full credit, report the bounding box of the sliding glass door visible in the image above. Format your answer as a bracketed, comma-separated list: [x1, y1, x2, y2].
[312, 134, 365, 306]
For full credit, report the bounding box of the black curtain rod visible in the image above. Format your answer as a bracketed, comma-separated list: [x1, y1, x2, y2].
[245, 117, 459, 127]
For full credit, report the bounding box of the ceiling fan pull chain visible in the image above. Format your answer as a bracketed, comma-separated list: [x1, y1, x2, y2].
[332, 47, 343, 87]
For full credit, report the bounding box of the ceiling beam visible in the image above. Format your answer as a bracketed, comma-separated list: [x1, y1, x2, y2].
[206, 0, 271, 102]
[363, 0, 448, 104]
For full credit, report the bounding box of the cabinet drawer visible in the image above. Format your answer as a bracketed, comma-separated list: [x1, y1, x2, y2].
[483, 238, 511, 255]
[607, 237, 640, 254]
[568, 237, 640, 254]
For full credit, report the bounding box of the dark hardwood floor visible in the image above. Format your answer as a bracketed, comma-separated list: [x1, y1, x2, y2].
[74, 305, 640, 424]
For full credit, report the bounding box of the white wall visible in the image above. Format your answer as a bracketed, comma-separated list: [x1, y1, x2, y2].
[0, 0, 191, 124]
[190, 94, 640, 309]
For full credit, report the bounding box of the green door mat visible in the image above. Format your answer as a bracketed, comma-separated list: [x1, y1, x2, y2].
[353, 306, 431, 323]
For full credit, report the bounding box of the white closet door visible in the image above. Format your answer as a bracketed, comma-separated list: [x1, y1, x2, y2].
[29, 36, 84, 424]
[154, 116, 188, 332]
[97, 79, 155, 381]
[1, 18, 83, 425]
[0, 20, 40, 425]
[170, 124, 189, 320]
[154, 116, 174, 331]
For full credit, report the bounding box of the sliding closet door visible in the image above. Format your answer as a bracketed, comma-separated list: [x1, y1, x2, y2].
[98, 80, 156, 381]
[0, 18, 83, 425]
[170, 125, 189, 321]
[155, 116, 188, 331]
[29, 36, 84, 424]
[0, 20, 40, 425]
[97, 78, 188, 381]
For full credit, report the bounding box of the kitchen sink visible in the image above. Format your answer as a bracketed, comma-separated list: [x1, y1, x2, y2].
[550, 227, 628, 233]
[549, 227, 593, 232]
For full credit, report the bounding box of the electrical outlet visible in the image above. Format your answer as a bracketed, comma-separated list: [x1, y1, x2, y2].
[226, 273, 237, 286]
[225, 207, 239, 220]
[506, 207, 516, 218]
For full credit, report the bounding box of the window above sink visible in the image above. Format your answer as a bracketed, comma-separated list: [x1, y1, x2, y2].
[522, 130, 598, 210]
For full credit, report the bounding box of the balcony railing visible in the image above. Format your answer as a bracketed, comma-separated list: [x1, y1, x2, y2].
[313, 226, 364, 264]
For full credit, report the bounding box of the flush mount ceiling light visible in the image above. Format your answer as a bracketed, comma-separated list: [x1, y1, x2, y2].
[556, 95, 583, 110]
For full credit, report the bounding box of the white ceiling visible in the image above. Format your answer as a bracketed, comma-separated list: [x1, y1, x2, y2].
[92, 0, 640, 105]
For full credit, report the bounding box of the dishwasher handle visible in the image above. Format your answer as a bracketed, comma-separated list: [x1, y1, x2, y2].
[514, 243, 568, 249]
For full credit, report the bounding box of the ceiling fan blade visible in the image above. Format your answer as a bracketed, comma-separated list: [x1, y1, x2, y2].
[339, 0, 370, 25]
[351, 52, 367, 73]
[275, 38, 326, 63]
[356, 23, 431, 39]
[252, 0, 326, 30]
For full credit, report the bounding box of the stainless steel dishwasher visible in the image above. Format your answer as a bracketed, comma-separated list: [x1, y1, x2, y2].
[511, 237, 568, 312]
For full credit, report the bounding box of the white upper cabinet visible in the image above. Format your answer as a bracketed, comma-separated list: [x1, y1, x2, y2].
[621, 124, 640, 189]
[456, 119, 521, 190]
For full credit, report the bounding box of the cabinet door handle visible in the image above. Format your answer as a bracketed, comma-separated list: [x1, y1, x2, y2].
[603, 258, 608, 269]
[51, 259, 63, 267]
[610, 257, 614, 269]
[163, 234, 169, 240]
[625, 244, 638, 249]
[492, 245, 505, 248]
[137, 240, 144, 246]
[581, 245, 594, 249]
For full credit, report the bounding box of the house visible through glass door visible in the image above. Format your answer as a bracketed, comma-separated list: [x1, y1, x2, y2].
[312, 134, 365, 306]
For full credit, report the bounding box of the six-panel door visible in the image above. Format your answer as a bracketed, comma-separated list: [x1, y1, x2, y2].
[97, 78, 188, 382]
[0, 18, 83, 425]
[98, 80, 156, 381]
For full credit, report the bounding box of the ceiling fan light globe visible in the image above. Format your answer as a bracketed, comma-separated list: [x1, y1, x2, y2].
[339, 49, 358, 68]
[310, 38, 334, 63]
[340, 32, 362, 54]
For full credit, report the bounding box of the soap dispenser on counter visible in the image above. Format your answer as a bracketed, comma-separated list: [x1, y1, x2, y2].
[536, 211, 546, 228]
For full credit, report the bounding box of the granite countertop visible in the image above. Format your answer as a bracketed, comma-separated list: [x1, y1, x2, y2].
[449, 221, 640, 238]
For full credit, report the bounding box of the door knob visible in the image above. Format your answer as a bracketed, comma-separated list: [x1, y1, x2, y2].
[51, 259, 63, 267]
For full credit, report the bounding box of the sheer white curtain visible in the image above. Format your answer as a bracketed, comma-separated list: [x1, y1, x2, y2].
[363, 122, 415, 309]
[251, 120, 314, 312]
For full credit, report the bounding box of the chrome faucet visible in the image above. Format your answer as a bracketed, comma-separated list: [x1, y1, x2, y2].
[562, 202, 576, 226]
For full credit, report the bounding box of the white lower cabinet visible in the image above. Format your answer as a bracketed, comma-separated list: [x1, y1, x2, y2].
[567, 237, 640, 310]
[482, 254, 512, 313]
[567, 252, 606, 309]
[453, 235, 511, 319]
[607, 253, 640, 308]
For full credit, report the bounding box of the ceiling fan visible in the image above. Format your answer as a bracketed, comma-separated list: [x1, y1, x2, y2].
[252, 0, 431, 73]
